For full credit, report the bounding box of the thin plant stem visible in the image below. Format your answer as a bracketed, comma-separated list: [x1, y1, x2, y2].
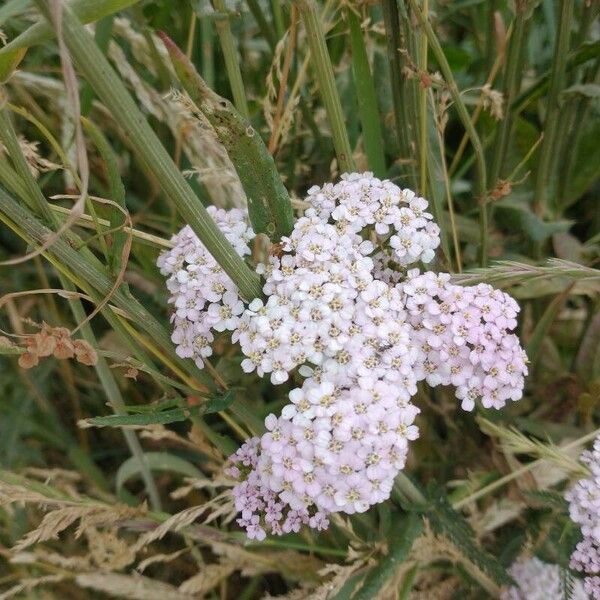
[489, 9, 528, 187]
[200, 10, 215, 88]
[448, 23, 511, 177]
[382, 0, 416, 187]
[532, 0, 574, 218]
[431, 92, 462, 272]
[174, 7, 197, 169]
[270, 0, 286, 40]
[417, 0, 429, 197]
[407, 0, 488, 266]
[294, 0, 355, 174]
[346, 5, 386, 177]
[268, 6, 298, 154]
[211, 0, 250, 119]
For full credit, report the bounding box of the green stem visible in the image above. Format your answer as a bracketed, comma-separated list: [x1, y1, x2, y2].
[382, 0, 415, 185]
[270, 0, 286, 40]
[211, 0, 250, 119]
[161, 32, 294, 239]
[489, 11, 527, 187]
[247, 0, 277, 51]
[417, 0, 429, 197]
[32, 0, 262, 301]
[407, 0, 488, 266]
[294, 0, 355, 174]
[346, 6, 386, 177]
[532, 0, 574, 219]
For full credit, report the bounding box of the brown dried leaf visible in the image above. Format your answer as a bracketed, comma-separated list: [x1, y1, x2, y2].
[73, 339, 98, 366]
[76, 572, 192, 600]
[18, 351, 39, 369]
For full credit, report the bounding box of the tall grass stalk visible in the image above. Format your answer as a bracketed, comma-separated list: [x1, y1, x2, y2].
[417, 0, 429, 197]
[32, 0, 263, 301]
[211, 0, 250, 119]
[532, 0, 575, 218]
[346, 6, 386, 178]
[407, 0, 489, 266]
[294, 0, 355, 174]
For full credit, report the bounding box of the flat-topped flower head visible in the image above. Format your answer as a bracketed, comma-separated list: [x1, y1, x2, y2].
[502, 557, 589, 600]
[157, 173, 529, 540]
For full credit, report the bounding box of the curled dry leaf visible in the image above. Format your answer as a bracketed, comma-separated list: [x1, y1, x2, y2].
[73, 339, 98, 366]
[18, 351, 39, 369]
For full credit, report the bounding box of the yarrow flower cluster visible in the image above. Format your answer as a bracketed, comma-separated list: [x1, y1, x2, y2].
[157, 172, 529, 540]
[403, 270, 528, 411]
[157, 207, 254, 368]
[502, 557, 588, 600]
[566, 435, 600, 599]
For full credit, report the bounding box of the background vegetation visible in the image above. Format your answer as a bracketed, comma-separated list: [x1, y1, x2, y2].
[0, 0, 598, 597]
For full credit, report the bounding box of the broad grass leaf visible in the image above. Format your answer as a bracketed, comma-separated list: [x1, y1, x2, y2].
[116, 452, 201, 495]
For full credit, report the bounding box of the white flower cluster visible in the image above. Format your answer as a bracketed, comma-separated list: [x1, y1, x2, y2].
[404, 270, 528, 410]
[157, 207, 254, 368]
[307, 171, 441, 267]
[566, 435, 600, 599]
[157, 172, 529, 541]
[502, 557, 588, 600]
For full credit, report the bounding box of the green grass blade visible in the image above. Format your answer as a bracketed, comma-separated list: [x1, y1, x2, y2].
[211, 0, 250, 118]
[81, 117, 127, 275]
[346, 7, 386, 178]
[31, 0, 262, 301]
[116, 452, 202, 497]
[295, 0, 355, 174]
[407, 0, 488, 266]
[0, 0, 141, 82]
[160, 32, 294, 240]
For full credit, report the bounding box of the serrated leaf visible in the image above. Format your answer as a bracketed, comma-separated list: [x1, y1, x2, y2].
[426, 484, 513, 587]
[204, 389, 236, 414]
[116, 452, 202, 495]
[83, 408, 195, 428]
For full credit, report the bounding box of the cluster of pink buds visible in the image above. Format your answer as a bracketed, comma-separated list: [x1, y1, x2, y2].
[157, 172, 529, 540]
[566, 435, 600, 599]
